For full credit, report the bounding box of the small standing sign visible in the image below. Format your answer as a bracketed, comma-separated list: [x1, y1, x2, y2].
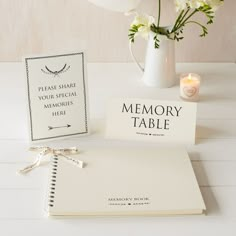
[25, 52, 89, 142]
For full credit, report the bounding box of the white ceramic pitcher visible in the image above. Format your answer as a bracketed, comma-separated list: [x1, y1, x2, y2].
[130, 31, 176, 88]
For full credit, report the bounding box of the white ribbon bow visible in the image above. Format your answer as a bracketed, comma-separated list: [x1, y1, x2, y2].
[18, 146, 84, 174]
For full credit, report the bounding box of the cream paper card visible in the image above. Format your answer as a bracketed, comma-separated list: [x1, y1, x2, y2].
[25, 52, 89, 142]
[106, 98, 197, 144]
[46, 147, 206, 216]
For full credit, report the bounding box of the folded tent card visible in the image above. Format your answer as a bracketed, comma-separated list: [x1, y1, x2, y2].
[106, 98, 197, 144]
[24, 52, 90, 142]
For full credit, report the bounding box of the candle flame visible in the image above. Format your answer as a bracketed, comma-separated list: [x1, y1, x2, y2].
[188, 73, 192, 80]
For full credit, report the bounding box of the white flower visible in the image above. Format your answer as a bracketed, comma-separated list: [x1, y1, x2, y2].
[175, 0, 188, 12]
[131, 14, 155, 40]
[188, 0, 205, 9]
[174, 0, 205, 12]
[206, 0, 223, 11]
[131, 14, 155, 27]
[175, 0, 223, 12]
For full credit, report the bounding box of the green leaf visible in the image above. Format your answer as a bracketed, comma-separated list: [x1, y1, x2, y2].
[154, 34, 160, 49]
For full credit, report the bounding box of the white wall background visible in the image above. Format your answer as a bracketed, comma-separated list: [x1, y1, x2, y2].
[0, 0, 235, 62]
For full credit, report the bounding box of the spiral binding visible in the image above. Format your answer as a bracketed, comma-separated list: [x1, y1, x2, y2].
[48, 156, 58, 208]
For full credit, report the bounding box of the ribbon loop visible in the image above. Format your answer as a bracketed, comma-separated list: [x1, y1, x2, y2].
[18, 146, 83, 174]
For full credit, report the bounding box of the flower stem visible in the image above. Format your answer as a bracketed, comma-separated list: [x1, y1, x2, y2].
[175, 8, 190, 30]
[171, 9, 185, 32]
[157, 0, 161, 28]
[176, 9, 198, 30]
[185, 20, 204, 27]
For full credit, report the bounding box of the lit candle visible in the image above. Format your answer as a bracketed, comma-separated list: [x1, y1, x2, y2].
[180, 73, 201, 102]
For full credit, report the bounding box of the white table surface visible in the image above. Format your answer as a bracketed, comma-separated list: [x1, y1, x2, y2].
[0, 62, 236, 235]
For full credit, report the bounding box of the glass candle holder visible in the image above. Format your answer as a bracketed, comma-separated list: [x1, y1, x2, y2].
[180, 73, 201, 102]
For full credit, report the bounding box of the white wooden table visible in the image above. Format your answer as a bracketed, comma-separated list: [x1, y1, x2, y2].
[0, 62, 236, 235]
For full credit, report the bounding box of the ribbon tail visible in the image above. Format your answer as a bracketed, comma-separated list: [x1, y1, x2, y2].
[59, 153, 84, 168]
[18, 155, 42, 174]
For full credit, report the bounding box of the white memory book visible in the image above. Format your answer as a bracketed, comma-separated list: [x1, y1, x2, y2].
[47, 148, 206, 216]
